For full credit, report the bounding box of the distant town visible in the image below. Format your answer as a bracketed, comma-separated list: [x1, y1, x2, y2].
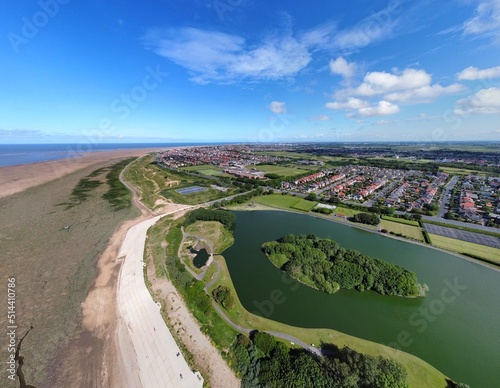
[156, 143, 500, 227]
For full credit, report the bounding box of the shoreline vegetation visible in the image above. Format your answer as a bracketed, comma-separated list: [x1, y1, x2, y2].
[262, 234, 427, 297]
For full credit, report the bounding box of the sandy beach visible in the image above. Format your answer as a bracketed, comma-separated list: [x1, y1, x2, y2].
[0, 148, 161, 198]
[0, 149, 238, 387]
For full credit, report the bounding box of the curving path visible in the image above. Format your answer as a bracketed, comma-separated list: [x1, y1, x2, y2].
[117, 210, 203, 388]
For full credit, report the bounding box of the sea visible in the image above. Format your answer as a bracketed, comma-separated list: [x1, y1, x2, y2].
[0, 143, 224, 167]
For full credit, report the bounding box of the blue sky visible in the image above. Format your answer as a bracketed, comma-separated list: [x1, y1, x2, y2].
[1, 0, 500, 143]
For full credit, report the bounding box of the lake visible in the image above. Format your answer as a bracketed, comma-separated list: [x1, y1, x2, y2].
[224, 210, 500, 387]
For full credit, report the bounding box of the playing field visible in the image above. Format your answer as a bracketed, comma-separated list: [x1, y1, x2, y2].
[439, 166, 485, 175]
[257, 164, 307, 177]
[380, 220, 424, 241]
[254, 194, 317, 212]
[290, 198, 318, 211]
[381, 215, 420, 226]
[334, 206, 364, 217]
[429, 233, 500, 265]
[180, 164, 228, 176]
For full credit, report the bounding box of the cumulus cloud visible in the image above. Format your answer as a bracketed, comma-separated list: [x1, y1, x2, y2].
[142, 27, 312, 83]
[269, 101, 287, 114]
[325, 97, 368, 110]
[457, 65, 500, 80]
[353, 69, 432, 96]
[454, 87, 500, 115]
[325, 98, 399, 117]
[334, 68, 464, 103]
[329, 57, 357, 78]
[358, 100, 400, 117]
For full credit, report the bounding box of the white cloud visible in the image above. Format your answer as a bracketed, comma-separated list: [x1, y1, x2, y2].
[354, 69, 432, 96]
[269, 101, 287, 114]
[454, 87, 500, 115]
[358, 100, 400, 117]
[385, 84, 465, 102]
[325, 97, 368, 110]
[463, 0, 500, 41]
[309, 115, 331, 121]
[457, 65, 500, 79]
[334, 68, 464, 104]
[142, 27, 312, 83]
[329, 57, 357, 78]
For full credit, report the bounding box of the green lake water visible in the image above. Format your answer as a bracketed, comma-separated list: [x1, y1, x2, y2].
[223, 210, 500, 387]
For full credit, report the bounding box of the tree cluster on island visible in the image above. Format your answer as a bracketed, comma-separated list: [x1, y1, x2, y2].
[262, 234, 425, 297]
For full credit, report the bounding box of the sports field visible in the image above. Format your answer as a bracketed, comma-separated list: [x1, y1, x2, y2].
[334, 206, 364, 217]
[381, 215, 420, 226]
[257, 164, 307, 177]
[380, 220, 424, 241]
[290, 198, 318, 211]
[254, 194, 317, 212]
[180, 164, 228, 176]
[429, 233, 500, 265]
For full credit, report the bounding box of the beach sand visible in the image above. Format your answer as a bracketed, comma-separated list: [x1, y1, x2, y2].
[0, 148, 160, 198]
[0, 149, 157, 387]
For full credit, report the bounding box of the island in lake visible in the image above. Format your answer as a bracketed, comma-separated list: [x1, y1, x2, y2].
[262, 234, 426, 297]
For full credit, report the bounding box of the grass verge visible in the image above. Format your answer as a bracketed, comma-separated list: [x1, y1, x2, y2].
[380, 220, 424, 241]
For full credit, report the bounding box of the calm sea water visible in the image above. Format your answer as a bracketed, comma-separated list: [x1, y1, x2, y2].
[0, 143, 225, 167]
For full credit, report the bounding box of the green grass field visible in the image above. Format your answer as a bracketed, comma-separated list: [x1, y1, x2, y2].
[334, 205, 364, 217]
[256, 164, 307, 176]
[290, 198, 318, 211]
[381, 215, 420, 226]
[429, 234, 500, 265]
[254, 194, 317, 212]
[380, 220, 424, 241]
[180, 164, 229, 176]
[439, 166, 485, 175]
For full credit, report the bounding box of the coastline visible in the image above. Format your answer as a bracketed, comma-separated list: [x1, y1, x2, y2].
[0, 148, 159, 198]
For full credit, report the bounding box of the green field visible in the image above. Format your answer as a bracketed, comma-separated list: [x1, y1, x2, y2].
[290, 198, 318, 211]
[380, 220, 424, 241]
[254, 194, 317, 212]
[381, 215, 420, 226]
[334, 205, 364, 217]
[439, 166, 485, 175]
[256, 164, 308, 176]
[180, 164, 229, 176]
[429, 233, 500, 265]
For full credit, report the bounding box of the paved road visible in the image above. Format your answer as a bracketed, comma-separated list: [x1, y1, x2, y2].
[117, 211, 203, 388]
[437, 175, 459, 218]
